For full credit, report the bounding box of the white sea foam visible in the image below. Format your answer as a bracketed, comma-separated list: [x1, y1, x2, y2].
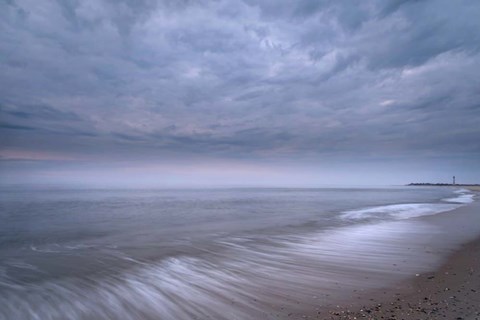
[5, 260, 41, 272]
[342, 203, 459, 221]
[0, 221, 446, 320]
[443, 190, 474, 204]
[30, 243, 98, 253]
[0, 217, 466, 320]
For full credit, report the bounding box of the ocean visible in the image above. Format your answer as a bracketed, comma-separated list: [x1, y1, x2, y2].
[0, 186, 478, 319]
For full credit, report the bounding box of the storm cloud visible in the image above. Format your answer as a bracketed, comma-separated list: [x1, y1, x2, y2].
[1, 0, 479, 186]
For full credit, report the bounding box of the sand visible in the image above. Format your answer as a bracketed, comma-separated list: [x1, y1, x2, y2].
[321, 237, 480, 319]
[317, 188, 480, 320]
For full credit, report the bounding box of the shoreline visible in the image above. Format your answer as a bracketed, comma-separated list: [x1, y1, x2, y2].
[321, 236, 480, 319]
[2, 187, 478, 319]
[318, 188, 480, 319]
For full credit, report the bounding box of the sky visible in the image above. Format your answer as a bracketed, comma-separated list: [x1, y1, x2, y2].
[1, 0, 479, 187]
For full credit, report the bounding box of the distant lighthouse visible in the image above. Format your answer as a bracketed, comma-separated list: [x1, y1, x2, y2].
[453, 176, 456, 185]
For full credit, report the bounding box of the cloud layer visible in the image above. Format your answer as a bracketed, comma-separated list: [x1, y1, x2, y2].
[1, 0, 479, 185]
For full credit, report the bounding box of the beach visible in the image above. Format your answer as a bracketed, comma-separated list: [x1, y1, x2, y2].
[320, 188, 480, 320]
[260, 240, 480, 319]
[320, 236, 480, 320]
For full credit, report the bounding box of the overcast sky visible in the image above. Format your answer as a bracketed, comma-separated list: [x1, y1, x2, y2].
[1, 0, 479, 187]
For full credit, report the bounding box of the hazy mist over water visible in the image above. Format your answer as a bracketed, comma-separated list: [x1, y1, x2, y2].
[1, 186, 479, 319]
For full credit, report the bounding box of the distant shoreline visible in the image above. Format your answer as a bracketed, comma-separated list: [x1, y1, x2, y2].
[407, 183, 480, 187]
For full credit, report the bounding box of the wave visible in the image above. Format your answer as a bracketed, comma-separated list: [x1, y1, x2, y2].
[443, 190, 474, 204]
[341, 203, 460, 221]
[0, 220, 452, 320]
[30, 243, 97, 253]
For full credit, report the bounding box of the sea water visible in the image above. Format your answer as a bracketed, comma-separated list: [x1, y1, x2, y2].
[0, 186, 478, 319]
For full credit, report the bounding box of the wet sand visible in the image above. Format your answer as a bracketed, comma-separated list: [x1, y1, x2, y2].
[321, 236, 480, 319]
[318, 188, 480, 320]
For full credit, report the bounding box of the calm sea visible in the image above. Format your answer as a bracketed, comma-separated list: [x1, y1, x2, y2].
[0, 186, 477, 319]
